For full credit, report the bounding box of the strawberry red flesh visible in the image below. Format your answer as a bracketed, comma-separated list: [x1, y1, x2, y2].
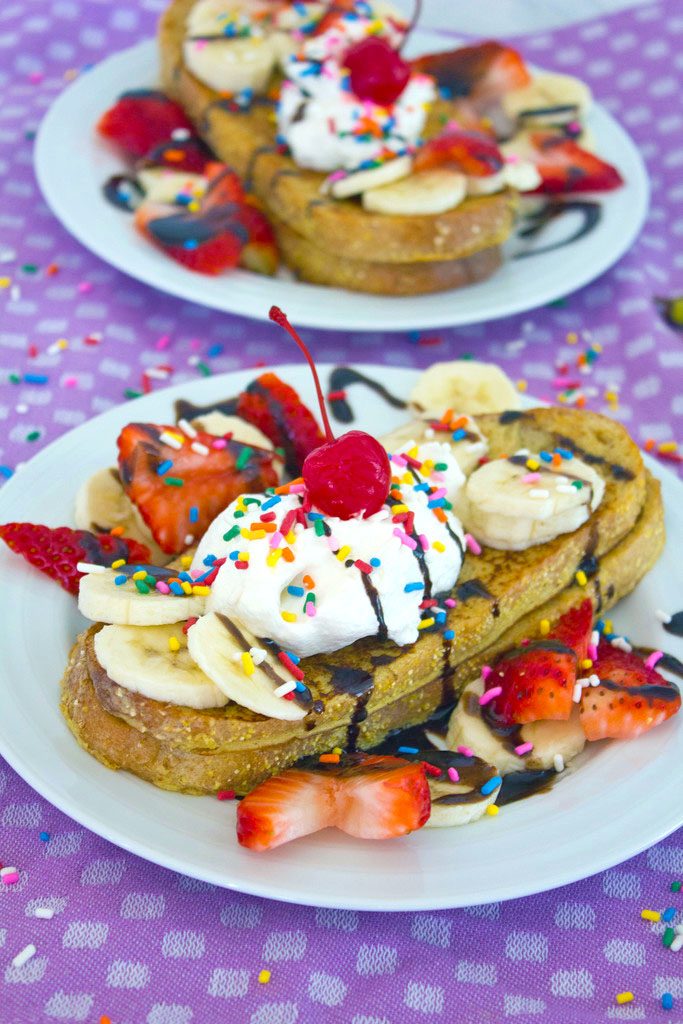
[526, 131, 624, 194]
[117, 423, 279, 555]
[97, 90, 194, 160]
[202, 162, 246, 208]
[0, 522, 150, 596]
[411, 41, 530, 105]
[140, 135, 215, 175]
[134, 202, 245, 275]
[550, 598, 593, 663]
[236, 372, 324, 477]
[580, 641, 681, 741]
[414, 129, 504, 177]
[237, 753, 430, 851]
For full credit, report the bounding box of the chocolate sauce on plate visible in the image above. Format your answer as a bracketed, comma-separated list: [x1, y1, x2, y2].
[327, 367, 408, 425]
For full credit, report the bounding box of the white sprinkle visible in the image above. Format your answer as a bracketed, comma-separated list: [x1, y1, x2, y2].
[556, 484, 576, 494]
[554, 475, 569, 484]
[529, 488, 550, 499]
[191, 441, 210, 456]
[10, 285, 20, 301]
[656, 609, 672, 624]
[172, 127, 191, 141]
[184, 533, 194, 546]
[76, 561, 107, 575]
[589, 674, 601, 687]
[34, 907, 54, 920]
[424, 427, 435, 440]
[187, 354, 200, 367]
[232, 652, 242, 662]
[572, 683, 583, 703]
[159, 431, 183, 450]
[514, 447, 530, 456]
[671, 933, 683, 952]
[591, 629, 600, 647]
[178, 417, 198, 438]
[249, 647, 267, 665]
[674, 924, 683, 935]
[12, 944, 35, 968]
[1, 866, 17, 877]
[274, 680, 297, 698]
[611, 636, 632, 653]
[553, 754, 565, 773]
[15, 403, 28, 414]
[143, 367, 170, 380]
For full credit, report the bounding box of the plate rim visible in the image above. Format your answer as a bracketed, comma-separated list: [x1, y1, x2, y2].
[0, 362, 681, 911]
[34, 36, 651, 332]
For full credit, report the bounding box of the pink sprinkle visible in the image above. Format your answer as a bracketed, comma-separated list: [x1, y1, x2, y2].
[522, 472, 541, 484]
[155, 334, 170, 351]
[465, 533, 482, 556]
[77, 281, 92, 293]
[190, 338, 201, 351]
[430, 487, 447, 501]
[645, 650, 664, 670]
[327, 169, 346, 183]
[431, 471, 446, 484]
[514, 742, 534, 756]
[288, 483, 306, 494]
[418, 533, 430, 551]
[457, 745, 474, 757]
[444, 598, 457, 608]
[155, 581, 171, 594]
[305, 602, 316, 617]
[393, 528, 417, 550]
[479, 686, 502, 706]
[447, 767, 460, 783]
[62, 376, 77, 388]
[588, 643, 598, 661]
[326, 535, 339, 551]
[390, 453, 407, 467]
[2, 872, 19, 885]
[270, 531, 284, 548]
[212, 438, 227, 449]
[481, 665, 492, 682]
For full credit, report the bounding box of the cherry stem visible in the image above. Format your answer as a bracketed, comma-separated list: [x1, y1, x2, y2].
[400, 0, 423, 52]
[269, 306, 335, 443]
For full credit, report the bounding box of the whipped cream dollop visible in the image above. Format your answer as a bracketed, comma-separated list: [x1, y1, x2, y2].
[192, 440, 466, 658]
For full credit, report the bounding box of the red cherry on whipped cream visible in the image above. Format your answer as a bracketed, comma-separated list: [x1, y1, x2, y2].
[344, 36, 411, 106]
[269, 306, 391, 519]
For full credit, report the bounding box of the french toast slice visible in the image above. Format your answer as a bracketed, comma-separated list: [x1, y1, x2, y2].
[60, 407, 661, 795]
[158, 0, 519, 268]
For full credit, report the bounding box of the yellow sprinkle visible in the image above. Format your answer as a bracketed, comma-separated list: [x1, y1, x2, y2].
[616, 992, 634, 1005]
[659, 441, 678, 453]
[258, 970, 271, 985]
[181, 581, 192, 595]
[333, 747, 342, 755]
[641, 909, 661, 922]
[486, 804, 499, 817]
[418, 617, 435, 630]
[406, 446, 419, 459]
[401, 472, 413, 485]
[132, 570, 147, 581]
[168, 636, 180, 653]
[111, 559, 125, 569]
[526, 458, 540, 471]
[539, 619, 550, 636]
[567, 331, 579, 344]
[581, 658, 593, 669]
[180, 555, 192, 568]
[187, 201, 200, 212]
[604, 618, 613, 634]
[593, 342, 603, 352]
[433, 541, 446, 552]
[421, 460, 434, 475]
[0, 277, 11, 288]
[575, 570, 588, 587]
[267, 550, 282, 567]
[56, 338, 69, 350]
[241, 651, 255, 676]
[238, 552, 249, 561]
[285, 530, 296, 544]
[336, 545, 351, 562]
[192, 585, 211, 596]
[391, 504, 410, 515]
[557, 393, 567, 404]
[281, 611, 297, 623]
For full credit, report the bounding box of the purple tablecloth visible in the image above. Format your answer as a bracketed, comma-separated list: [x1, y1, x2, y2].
[1, 2, 683, 1021]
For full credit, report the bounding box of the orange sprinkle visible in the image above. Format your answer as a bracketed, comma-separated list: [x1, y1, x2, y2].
[644, 438, 656, 451]
[251, 520, 277, 533]
[576, 395, 587, 408]
[303, 574, 315, 589]
[282, 547, 295, 563]
[551, 452, 562, 467]
[164, 148, 185, 162]
[449, 415, 467, 431]
[440, 408, 454, 424]
[46, 262, 59, 276]
[319, 753, 340, 764]
[433, 508, 447, 523]
[109, 526, 125, 537]
[274, 477, 304, 495]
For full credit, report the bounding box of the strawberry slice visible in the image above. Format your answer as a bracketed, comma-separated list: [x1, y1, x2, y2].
[97, 89, 194, 159]
[134, 201, 245, 275]
[414, 129, 504, 177]
[411, 41, 531, 106]
[117, 423, 279, 554]
[236, 203, 279, 276]
[0, 522, 150, 596]
[140, 136, 215, 175]
[202, 162, 246, 208]
[237, 753, 430, 851]
[525, 131, 624, 193]
[236, 372, 324, 477]
[580, 641, 681, 740]
[484, 601, 594, 725]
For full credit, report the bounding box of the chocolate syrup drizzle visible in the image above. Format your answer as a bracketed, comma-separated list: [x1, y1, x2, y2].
[513, 199, 602, 260]
[327, 367, 408, 425]
[663, 612, 683, 639]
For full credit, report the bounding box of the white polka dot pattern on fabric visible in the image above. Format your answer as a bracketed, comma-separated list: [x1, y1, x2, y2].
[161, 930, 206, 959]
[120, 893, 166, 920]
[307, 971, 348, 1007]
[315, 907, 359, 932]
[147, 1005, 194, 1024]
[411, 914, 451, 948]
[504, 995, 546, 1016]
[249, 1003, 299, 1024]
[356, 944, 398, 976]
[262, 931, 307, 962]
[603, 939, 646, 965]
[220, 902, 263, 929]
[106, 960, 151, 989]
[404, 982, 445, 1015]
[505, 931, 549, 962]
[207, 968, 250, 998]
[79, 858, 127, 885]
[554, 902, 597, 930]
[549, 968, 595, 998]
[62, 920, 109, 949]
[43, 991, 94, 1020]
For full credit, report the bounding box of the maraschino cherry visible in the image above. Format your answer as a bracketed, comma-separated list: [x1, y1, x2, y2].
[269, 307, 391, 520]
[344, 36, 411, 106]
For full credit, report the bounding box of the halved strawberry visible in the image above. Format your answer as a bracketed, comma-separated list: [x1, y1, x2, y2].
[580, 641, 681, 740]
[236, 203, 279, 276]
[414, 129, 504, 177]
[525, 131, 624, 193]
[117, 423, 279, 554]
[311, 0, 357, 38]
[134, 201, 245, 275]
[0, 522, 150, 596]
[237, 372, 324, 476]
[236, 753, 430, 851]
[140, 136, 215, 175]
[484, 601, 594, 725]
[97, 90, 194, 160]
[202, 162, 245, 208]
[411, 41, 531, 106]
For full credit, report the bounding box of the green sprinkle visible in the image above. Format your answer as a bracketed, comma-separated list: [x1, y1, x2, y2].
[21, 263, 38, 274]
[164, 477, 184, 487]
[243, 496, 261, 507]
[264, 487, 276, 495]
[197, 361, 212, 377]
[236, 446, 253, 471]
[26, 430, 40, 442]
[233, 510, 244, 518]
[443, 499, 453, 510]
[223, 525, 240, 541]
[8, 372, 20, 384]
[672, 881, 682, 892]
[305, 592, 316, 605]
[460, 353, 474, 360]
[434, 462, 448, 471]
[124, 388, 142, 399]
[274, 447, 286, 458]
[144, 575, 156, 587]
[571, 480, 584, 490]
[135, 580, 150, 594]
[664, 927, 675, 948]
[314, 520, 325, 537]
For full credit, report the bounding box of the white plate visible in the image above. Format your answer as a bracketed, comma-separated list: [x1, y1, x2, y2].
[34, 35, 650, 332]
[0, 364, 681, 911]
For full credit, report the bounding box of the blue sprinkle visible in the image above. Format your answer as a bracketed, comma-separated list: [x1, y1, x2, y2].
[663, 907, 677, 922]
[539, 451, 553, 462]
[662, 993, 674, 1011]
[370, 557, 381, 567]
[294, 680, 306, 692]
[261, 495, 282, 511]
[413, 482, 430, 492]
[452, 428, 467, 441]
[206, 343, 224, 358]
[444, 629, 455, 641]
[24, 373, 49, 384]
[596, 619, 606, 632]
[481, 776, 502, 796]
[203, 554, 217, 566]
[307, 511, 324, 520]
[169, 581, 184, 596]
[398, 746, 419, 755]
[189, 506, 199, 524]
[156, 459, 173, 475]
[287, 585, 305, 597]
[178, 572, 192, 582]
[229, 551, 240, 561]
[174, 194, 192, 207]
[114, 574, 127, 586]
[554, 447, 573, 459]
[39, 831, 50, 842]
[194, 568, 215, 583]
[428, 498, 446, 509]
[404, 582, 424, 593]
[0, 465, 14, 479]
[285, 650, 300, 665]
[436, 611, 447, 624]
[182, 239, 200, 251]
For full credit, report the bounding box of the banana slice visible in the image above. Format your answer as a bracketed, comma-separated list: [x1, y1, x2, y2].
[381, 414, 488, 477]
[184, 0, 284, 94]
[79, 569, 206, 626]
[74, 468, 167, 565]
[189, 411, 276, 453]
[186, 611, 307, 721]
[418, 750, 501, 827]
[466, 162, 541, 196]
[362, 168, 467, 216]
[137, 169, 208, 205]
[456, 450, 605, 550]
[446, 677, 586, 775]
[324, 154, 413, 200]
[410, 360, 522, 417]
[94, 623, 228, 709]
[503, 71, 592, 128]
